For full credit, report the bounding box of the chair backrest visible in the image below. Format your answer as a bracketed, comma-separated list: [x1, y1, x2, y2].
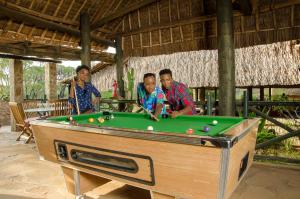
[49, 99, 71, 116]
[22, 100, 39, 118]
[9, 102, 26, 126]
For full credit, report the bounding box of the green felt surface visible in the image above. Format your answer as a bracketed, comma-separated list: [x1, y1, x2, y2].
[48, 112, 244, 137]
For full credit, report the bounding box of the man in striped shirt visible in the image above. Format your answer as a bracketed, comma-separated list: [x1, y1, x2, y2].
[159, 69, 196, 118]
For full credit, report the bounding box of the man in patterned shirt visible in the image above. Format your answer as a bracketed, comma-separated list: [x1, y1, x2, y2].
[137, 73, 166, 120]
[159, 69, 196, 118]
[69, 65, 101, 115]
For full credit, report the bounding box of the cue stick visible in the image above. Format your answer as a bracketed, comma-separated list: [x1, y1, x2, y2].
[139, 105, 159, 122]
[73, 77, 81, 115]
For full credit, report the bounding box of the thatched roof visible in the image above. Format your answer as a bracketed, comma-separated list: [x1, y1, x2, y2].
[119, 0, 300, 57]
[0, 0, 299, 61]
[92, 41, 300, 92]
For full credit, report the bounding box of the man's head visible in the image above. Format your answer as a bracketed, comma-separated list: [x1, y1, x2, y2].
[76, 65, 90, 82]
[143, 73, 156, 94]
[159, 69, 173, 89]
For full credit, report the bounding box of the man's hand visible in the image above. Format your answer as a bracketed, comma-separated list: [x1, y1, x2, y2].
[170, 111, 181, 118]
[150, 114, 159, 121]
[70, 78, 76, 89]
[92, 97, 100, 105]
[69, 77, 76, 98]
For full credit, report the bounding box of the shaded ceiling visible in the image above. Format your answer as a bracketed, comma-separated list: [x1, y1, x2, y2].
[0, 0, 299, 60]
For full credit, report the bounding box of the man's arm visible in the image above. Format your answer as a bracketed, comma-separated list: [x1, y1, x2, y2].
[154, 104, 163, 118]
[68, 79, 76, 110]
[153, 89, 165, 119]
[171, 83, 194, 118]
[91, 84, 101, 105]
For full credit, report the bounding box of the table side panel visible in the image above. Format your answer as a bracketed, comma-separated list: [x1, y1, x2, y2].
[32, 124, 223, 199]
[225, 121, 259, 199]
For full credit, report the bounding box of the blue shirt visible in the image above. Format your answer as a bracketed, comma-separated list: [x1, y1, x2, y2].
[137, 83, 166, 114]
[68, 82, 101, 114]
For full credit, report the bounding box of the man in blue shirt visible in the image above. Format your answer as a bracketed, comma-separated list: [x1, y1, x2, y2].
[69, 65, 101, 115]
[137, 73, 166, 119]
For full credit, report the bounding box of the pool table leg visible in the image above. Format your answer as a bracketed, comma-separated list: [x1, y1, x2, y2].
[150, 191, 175, 199]
[61, 166, 111, 197]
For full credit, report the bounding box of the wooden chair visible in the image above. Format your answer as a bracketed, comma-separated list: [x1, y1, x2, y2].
[22, 100, 39, 118]
[49, 99, 72, 116]
[9, 102, 34, 144]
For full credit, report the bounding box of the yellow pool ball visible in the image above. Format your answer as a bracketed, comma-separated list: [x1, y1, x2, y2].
[88, 118, 94, 123]
[98, 117, 105, 123]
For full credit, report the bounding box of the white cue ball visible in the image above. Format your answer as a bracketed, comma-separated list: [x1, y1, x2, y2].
[147, 126, 154, 131]
[212, 120, 218, 125]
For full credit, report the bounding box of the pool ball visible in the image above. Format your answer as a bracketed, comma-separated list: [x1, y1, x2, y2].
[88, 118, 94, 123]
[186, 128, 194, 135]
[105, 115, 110, 120]
[203, 126, 210, 132]
[111, 115, 115, 119]
[70, 120, 77, 125]
[162, 114, 168, 119]
[98, 117, 105, 123]
[147, 126, 154, 131]
[212, 120, 218, 125]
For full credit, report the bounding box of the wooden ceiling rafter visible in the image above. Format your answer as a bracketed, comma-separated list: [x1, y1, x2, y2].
[72, 0, 88, 21]
[0, 41, 115, 62]
[63, 0, 75, 20]
[0, 53, 62, 63]
[53, 0, 64, 17]
[0, 5, 115, 47]
[91, 0, 124, 25]
[91, 0, 160, 30]
[42, 0, 50, 14]
[0, 1, 76, 26]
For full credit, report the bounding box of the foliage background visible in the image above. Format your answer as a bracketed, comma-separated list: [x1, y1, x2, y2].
[0, 59, 75, 101]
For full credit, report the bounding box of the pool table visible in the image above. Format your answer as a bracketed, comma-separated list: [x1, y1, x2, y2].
[31, 112, 259, 199]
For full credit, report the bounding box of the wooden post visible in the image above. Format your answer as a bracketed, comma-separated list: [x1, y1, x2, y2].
[247, 87, 253, 101]
[45, 62, 57, 101]
[217, 0, 236, 116]
[115, 35, 125, 111]
[195, 88, 199, 101]
[269, 87, 272, 100]
[214, 88, 218, 101]
[260, 87, 264, 101]
[80, 12, 91, 68]
[200, 88, 205, 101]
[9, 59, 23, 131]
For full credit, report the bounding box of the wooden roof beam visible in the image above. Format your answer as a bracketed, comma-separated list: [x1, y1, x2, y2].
[90, 0, 160, 30]
[0, 43, 115, 62]
[114, 15, 216, 37]
[0, 5, 115, 47]
[1, 1, 76, 25]
[116, 0, 299, 37]
[0, 53, 61, 63]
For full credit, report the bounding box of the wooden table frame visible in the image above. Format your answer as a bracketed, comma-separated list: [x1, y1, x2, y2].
[31, 118, 259, 199]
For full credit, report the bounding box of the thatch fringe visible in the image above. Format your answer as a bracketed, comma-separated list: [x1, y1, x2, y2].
[93, 41, 300, 94]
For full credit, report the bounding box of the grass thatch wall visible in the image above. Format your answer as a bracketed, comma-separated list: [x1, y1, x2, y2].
[92, 41, 300, 95]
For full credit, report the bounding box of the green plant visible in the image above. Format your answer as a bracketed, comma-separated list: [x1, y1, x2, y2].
[124, 68, 135, 99]
[256, 128, 277, 144]
[282, 139, 294, 153]
[248, 112, 257, 118]
[101, 90, 113, 99]
[257, 107, 270, 132]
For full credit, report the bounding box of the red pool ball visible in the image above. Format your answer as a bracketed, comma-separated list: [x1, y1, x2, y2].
[186, 128, 194, 135]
